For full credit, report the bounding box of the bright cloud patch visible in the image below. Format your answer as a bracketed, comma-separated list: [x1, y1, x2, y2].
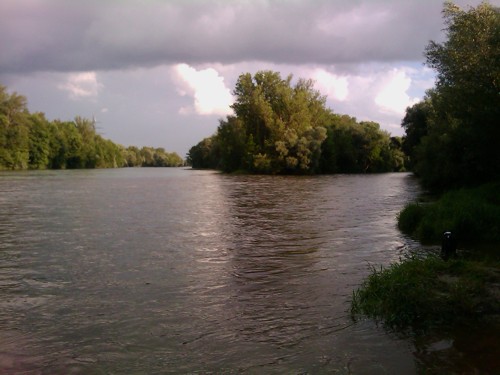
[173, 64, 233, 116]
[375, 69, 419, 115]
[58, 72, 103, 100]
[313, 69, 349, 101]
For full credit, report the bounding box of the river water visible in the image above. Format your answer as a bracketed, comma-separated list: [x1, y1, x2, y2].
[0, 169, 431, 373]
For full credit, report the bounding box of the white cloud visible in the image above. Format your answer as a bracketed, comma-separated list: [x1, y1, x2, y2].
[313, 69, 349, 101]
[58, 72, 103, 100]
[173, 63, 233, 116]
[374, 69, 419, 115]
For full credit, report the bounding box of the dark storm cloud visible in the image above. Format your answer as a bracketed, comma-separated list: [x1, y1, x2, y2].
[0, 0, 457, 74]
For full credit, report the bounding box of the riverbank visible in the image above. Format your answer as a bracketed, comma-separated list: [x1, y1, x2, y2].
[397, 182, 500, 245]
[352, 183, 500, 328]
[351, 182, 500, 372]
[351, 254, 500, 373]
[351, 255, 500, 329]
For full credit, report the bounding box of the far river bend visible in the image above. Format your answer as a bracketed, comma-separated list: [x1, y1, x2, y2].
[0, 169, 448, 373]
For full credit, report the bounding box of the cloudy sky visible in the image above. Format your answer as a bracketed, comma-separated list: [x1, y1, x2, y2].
[1, 0, 496, 157]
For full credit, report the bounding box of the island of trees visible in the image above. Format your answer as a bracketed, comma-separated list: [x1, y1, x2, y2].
[187, 71, 405, 174]
[0, 85, 183, 170]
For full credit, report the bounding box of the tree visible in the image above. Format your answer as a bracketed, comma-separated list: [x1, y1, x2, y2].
[1, 84, 183, 170]
[320, 115, 402, 173]
[28, 112, 51, 169]
[415, 1, 500, 188]
[0, 85, 30, 169]
[59, 121, 84, 168]
[215, 116, 247, 172]
[74, 116, 97, 168]
[401, 98, 433, 169]
[186, 136, 219, 169]
[188, 71, 406, 174]
[425, 1, 499, 117]
[389, 136, 406, 172]
[123, 146, 141, 167]
[226, 71, 330, 173]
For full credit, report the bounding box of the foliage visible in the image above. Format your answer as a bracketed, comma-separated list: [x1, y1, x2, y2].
[141, 146, 184, 167]
[0, 86, 30, 169]
[230, 71, 330, 173]
[402, 2, 500, 190]
[186, 136, 220, 169]
[0, 84, 183, 170]
[319, 115, 405, 173]
[401, 98, 432, 170]
[398, 182, 500, 244]
[351, 255, 500, 330]
[188, 71, 405, 174]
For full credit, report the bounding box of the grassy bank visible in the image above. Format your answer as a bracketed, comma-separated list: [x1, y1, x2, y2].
[397, 182, 500, 245]
[351, 256, 500, 330]
[352, 183, 500, 330]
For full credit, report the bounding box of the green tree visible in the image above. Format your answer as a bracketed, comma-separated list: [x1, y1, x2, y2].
[320, 115, 359, 173]
[47, 120, 67, 169]
[189, 70, 408, 174]
[74, 116, 98, 168]
[214, 116, 246, 172]
[229, 71, 330, 173]
[140, 147, 155, 167]
[165, 151, 184, 167]
[320, 115, 401, 173]
[401, 98, 433, 169]
[28, 112, 51, 169]
[389, 137, 406, 172]
[1, 84, 183, 170]
[186, 136, 219, 169]
[60, 121, 84, 169]
[0, 85, 30, 169]
[151, 147, 183, 167]
[123, 146, 141, 167]
[95, 137, 125, 168]
[415, 1, 500, 189]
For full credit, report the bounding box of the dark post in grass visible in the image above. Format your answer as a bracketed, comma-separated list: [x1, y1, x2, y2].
[441, 231, 457, 260]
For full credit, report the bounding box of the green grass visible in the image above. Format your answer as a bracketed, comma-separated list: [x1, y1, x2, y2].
[397, 182, 500, 245]
[353, 183, 500, 334]
[351, 256, 500, 330]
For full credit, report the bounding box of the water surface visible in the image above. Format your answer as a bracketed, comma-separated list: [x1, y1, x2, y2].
[1, 169, 423, 373]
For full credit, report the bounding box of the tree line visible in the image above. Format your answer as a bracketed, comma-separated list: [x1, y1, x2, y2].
[0, 85, 183, 170]
[187, 71, 405, 174]
[189, 1, 499, 183]
[401, 1, 499, 191]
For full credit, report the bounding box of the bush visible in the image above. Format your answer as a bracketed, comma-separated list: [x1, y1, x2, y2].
[397, 203, 425, 236]
[397, 183, 500, 244]
[351, 256, 499, 330]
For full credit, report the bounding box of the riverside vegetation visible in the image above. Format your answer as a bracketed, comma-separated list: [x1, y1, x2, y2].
[351, 256, 500, 329]
[352, 1, 500, 337]
[187, 72, 405, 174]
[0, 85, 183, 170]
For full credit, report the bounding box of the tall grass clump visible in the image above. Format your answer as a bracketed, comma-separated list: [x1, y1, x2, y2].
[351, 256, 499, 330]
[397, 183, 500, 244]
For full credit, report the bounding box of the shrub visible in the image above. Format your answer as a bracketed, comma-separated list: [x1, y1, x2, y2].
[397, 183, 500, 244]
[351, 256, 499, 330]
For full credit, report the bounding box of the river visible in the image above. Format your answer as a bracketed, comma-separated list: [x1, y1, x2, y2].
[0, 169, 436, 373]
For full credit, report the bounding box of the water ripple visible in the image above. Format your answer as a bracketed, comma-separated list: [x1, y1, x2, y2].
[0, 169, 420, 374]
